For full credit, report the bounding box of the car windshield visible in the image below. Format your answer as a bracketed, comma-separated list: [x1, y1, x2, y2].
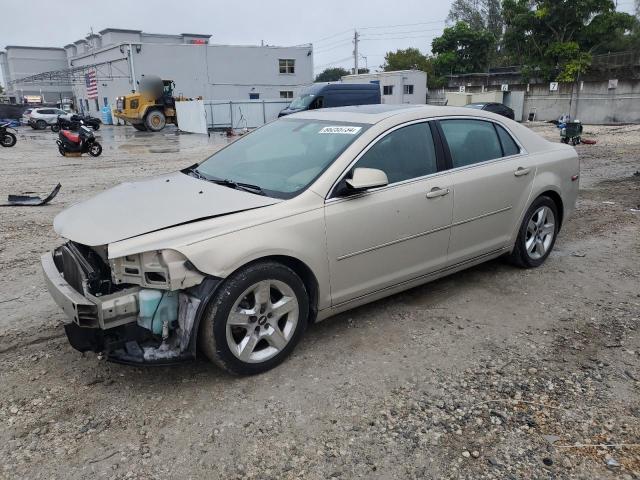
[193, 118, 369, 199]
[288, 94, 315, 110]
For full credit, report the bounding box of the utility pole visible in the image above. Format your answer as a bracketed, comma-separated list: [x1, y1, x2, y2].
[353, 30, 359, 74]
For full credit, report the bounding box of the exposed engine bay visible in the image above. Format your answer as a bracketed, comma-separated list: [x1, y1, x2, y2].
[46, 241, 218, 364]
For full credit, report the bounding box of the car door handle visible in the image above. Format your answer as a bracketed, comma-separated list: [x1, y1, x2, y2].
[514, 167, 531, 177]
[426, 187, 450, 199]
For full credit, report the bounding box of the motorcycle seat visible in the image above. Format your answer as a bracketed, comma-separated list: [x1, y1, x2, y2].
[61, 130, 80, 143]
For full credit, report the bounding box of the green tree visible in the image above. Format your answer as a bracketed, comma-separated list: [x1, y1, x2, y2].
[447, 0, 503, 38]
[382, 48, 443, 88]
[315, 67, 350, 82]
[431, 22, 496, 79]
[502, 0, 636, 81]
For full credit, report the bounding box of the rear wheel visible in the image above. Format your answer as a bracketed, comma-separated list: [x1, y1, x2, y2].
[1, 132, 17, 147]
[145, 110, 166, 132]
[51, 124, 60, 133]
[92, 123, 100, 131]
[199, 262, 309, 375]
[509, 196, 558, 268]
[132, 123, 147, 132]
[36, 119, 47, 130]
[88, 142, 102, 157]
[58, 146, 66, 156]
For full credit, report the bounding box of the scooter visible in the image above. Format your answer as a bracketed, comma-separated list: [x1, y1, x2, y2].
[56, 122, 102, 157]
[0, 122, 18, 147]
[51, 114, 101, 132]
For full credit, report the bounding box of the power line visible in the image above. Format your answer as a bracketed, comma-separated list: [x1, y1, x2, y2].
[360, 34, 440, 41]
[314, 40, 354, 54]
[310, 29, 353, 44]
[362, 27, 445, 37]
[358, 20, 445, 30]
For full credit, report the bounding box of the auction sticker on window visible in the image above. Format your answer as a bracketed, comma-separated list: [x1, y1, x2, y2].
[318, 126, 362, 135]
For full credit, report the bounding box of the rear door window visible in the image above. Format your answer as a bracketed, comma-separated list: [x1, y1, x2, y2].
[496, 125, 520, 156]
[355, 122, 437, 183]
[439, 119, 503, 168]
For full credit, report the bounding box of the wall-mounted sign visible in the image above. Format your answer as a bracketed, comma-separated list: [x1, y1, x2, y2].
[501, 84, 509, 92]
[458, 85, 466, 93]
[549, 82, 559, 92]
[24, 95, 42, 103]
[608, 79, 618, 89]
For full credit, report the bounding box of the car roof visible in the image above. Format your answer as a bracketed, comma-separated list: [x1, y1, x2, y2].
[290, 104, 512, 125]
[304, 83, 380, 95]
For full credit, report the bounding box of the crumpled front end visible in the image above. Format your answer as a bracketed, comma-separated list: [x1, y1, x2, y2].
[42, 241, 219, 365]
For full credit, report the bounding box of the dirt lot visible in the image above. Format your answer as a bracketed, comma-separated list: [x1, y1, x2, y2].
[0, 122, 638, 480]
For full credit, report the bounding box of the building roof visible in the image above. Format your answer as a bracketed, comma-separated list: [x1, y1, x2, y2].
[4, 45, 65, 51]
[98, 28, 143, 35]
[181, 33, 212, 38]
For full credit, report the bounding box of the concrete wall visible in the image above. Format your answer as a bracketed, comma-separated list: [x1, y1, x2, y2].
[341, 70, 427, 104]
[69, 42, 314, 116]
[523, 80, 640, 124]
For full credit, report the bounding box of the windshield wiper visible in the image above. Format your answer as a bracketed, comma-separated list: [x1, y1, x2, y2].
[210, 178, 266, 196]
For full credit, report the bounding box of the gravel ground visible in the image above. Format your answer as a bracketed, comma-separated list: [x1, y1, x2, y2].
[0, 122, 638, 480]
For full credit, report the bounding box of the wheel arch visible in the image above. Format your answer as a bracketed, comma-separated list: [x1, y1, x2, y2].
[190, 254, 320, 358]
[537, 189, 564, 230]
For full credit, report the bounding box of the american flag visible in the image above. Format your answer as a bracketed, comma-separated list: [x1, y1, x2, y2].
[85, 70, 98, 99]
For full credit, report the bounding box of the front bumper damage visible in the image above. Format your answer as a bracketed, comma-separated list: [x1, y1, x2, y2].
[42, 245, 219, 365]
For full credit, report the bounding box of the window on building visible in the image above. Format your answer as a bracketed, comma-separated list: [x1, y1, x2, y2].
[279, 59, 295, 74]
[280, 91, 294, 99]
[249, 93, 260, 100]
[403, 85, 414, 95]
[383, 85, 393, 95]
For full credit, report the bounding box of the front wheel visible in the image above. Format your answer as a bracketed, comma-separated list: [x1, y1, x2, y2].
[51, 124, 60, 133]
[199, 262, 309, 375]
[145, 110, 166, 132]
[509, 196, 559, 268]
[1, 132, 17, 147]
[88, 142, 102, 157]
[36, 120, 47, 130]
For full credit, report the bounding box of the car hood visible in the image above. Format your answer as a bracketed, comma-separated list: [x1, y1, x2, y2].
[54, 171, 281, 246]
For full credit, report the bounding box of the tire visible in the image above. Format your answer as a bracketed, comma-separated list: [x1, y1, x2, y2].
[58, 146, 66, 156]
[36, 120, 47, 130]
[145, 110, 166, 132]
[509, 196, 559, 268]
[92, 123, 100, 131]
[199, 262, 309, 375]
[88, 142, 102, 157]
[51, 124, 60, 133]
[132, 123, 147, 132]
[1, 132, 17, 147]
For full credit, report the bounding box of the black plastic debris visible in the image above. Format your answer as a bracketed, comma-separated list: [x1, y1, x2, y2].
[2, 183, 61, 206]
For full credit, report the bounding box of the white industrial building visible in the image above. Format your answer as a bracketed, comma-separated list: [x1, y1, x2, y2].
[341, 70, 427, 104]
[1, 28, 314, 116]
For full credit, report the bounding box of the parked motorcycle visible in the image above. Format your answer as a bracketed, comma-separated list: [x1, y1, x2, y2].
[0, 122, 18, 147]
[51, 114, 101, 133]
[56, 123, 102, 157]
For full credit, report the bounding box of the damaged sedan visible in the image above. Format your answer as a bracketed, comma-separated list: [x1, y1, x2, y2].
[43, 105, 579, 375]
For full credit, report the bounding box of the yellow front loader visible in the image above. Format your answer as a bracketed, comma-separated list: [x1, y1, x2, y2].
[114, 76, 178, 132]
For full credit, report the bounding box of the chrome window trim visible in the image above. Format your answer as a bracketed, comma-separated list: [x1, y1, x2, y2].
[325, 115, 528, 204]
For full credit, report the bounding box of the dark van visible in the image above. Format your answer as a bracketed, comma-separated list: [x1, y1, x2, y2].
[278, 83, 380, 117]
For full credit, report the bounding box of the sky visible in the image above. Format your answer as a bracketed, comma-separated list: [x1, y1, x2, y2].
[1, 0, 637, 86]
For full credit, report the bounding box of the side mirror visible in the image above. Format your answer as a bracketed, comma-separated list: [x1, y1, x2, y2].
[345, 168, 388, 191]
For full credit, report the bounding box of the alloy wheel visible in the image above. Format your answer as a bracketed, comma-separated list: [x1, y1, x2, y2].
[525, 206, 555, 260]
[226, 280, 299, 363]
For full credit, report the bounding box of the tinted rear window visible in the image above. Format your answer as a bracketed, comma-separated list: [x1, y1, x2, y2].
[496, 125, 520, 156]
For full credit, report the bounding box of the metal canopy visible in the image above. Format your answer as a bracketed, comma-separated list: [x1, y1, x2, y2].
[8, 58, 130, 87]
